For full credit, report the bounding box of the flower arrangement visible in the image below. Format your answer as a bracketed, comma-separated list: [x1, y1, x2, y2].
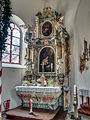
[22, 80, 30, 86]
[37, 79, 41, 85]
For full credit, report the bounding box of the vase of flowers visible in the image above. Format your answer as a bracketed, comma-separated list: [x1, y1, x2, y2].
[37, 79, 41, 86]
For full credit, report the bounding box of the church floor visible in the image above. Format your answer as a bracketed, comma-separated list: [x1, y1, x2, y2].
[79, 114, 90, 120]
[3, 114, 90, 120]
[2, 106, 66, 120]
[2, 107, 90, 120]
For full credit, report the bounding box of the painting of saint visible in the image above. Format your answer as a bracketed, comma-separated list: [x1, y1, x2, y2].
[39, 47, 55, 72]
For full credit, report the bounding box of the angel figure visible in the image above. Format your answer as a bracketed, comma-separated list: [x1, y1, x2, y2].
[20, 25, 33, 43]
[55, 16, 64, 31]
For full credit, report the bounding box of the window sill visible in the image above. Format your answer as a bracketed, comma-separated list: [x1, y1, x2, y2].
[2, 63, 26, 69]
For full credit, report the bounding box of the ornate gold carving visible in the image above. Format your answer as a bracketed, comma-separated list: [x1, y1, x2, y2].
[59, 77, 63, 86]
[35, 16, 39, 38]
[67, 43, 71, 74]
[25, 48, 30, 60]
[24, 4, 70, 89]
[42, 5, 53, 17]
[80, 39, 90, 73]
[80, 54, 88, 73]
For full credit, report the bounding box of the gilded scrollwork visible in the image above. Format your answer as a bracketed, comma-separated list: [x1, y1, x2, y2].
[24, 4, 70, 87]
[80, 39, 90, 73]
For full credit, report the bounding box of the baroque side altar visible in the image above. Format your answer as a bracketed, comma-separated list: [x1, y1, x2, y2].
[16, 4, 70, 111]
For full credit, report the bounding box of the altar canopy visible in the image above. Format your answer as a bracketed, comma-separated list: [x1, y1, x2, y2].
[16, 4, 70, 111]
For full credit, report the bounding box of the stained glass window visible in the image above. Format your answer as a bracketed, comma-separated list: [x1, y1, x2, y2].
[2, 22, 21, 64]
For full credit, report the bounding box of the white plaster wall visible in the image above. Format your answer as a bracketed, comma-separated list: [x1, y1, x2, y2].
[64, 0, 90, 110]
[2, 14, 27, 111]
[63, 0, 81, 111]
[2, 68, 25, 111]
[62, 0, 90, 111]
[65, 0, 90, 110]
[74, 0, 90, 107]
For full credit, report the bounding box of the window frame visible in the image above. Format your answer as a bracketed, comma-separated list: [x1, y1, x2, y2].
[2, 22, 21, 64]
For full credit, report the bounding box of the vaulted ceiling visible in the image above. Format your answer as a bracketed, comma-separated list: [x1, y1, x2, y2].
[11, 0, 90, 35]
[11, 0, 72, 25]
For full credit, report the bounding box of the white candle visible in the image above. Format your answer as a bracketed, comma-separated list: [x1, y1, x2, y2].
[31, 50, 34, 62]
[55, 39, 56, 45]
[51, 63, 53, 72]
[74, 85, 76, 95]
[32, 64, 34, 69]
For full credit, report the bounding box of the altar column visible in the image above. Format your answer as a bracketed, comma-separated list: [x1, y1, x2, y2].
[62, 43, 65, 75]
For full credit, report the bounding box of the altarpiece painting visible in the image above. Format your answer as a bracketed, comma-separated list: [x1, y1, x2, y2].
[39, 47, 55, 72]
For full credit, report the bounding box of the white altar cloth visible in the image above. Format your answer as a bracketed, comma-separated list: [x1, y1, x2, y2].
[16, 86, 62, 93]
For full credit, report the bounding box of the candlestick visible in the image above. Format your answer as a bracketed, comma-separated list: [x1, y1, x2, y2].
[74, 84, 76, 95]
[73, 85, 78, 119]
[89, 44, 90, 57]
[29, 99, 33, 114]
[32, 63, 34, 69]
[55, 39, 56, 45]
[31, 49, 34, 62]
[51, 63, 53, 72]
[62, 44, 64, 59]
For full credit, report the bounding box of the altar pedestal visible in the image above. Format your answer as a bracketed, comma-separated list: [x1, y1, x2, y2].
[16, 86, 62, 110]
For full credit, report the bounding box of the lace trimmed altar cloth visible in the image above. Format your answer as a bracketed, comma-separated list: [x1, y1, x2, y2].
[16, 86, 61, 93]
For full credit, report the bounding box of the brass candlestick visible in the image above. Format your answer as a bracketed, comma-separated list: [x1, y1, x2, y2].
[73, 85, 78, 119]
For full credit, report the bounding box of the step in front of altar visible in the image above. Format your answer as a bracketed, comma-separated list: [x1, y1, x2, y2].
[6, 106, 61, 120]
[16, 86, 62, 110]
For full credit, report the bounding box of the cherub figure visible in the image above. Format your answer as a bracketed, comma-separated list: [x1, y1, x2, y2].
[20, 25, 33, 42]
[55, 16, 64, 31]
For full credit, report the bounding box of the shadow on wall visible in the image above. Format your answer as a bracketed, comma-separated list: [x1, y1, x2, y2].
[10, 88, 22, 109]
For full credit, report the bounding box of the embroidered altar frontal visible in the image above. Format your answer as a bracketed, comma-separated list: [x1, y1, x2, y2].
[16, 86, 62, 110]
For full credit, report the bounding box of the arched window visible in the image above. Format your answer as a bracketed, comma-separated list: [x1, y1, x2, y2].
[2, 22, 21, 64]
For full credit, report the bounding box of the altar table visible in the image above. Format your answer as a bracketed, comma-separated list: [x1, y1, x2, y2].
[16, 86, 62, 110]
